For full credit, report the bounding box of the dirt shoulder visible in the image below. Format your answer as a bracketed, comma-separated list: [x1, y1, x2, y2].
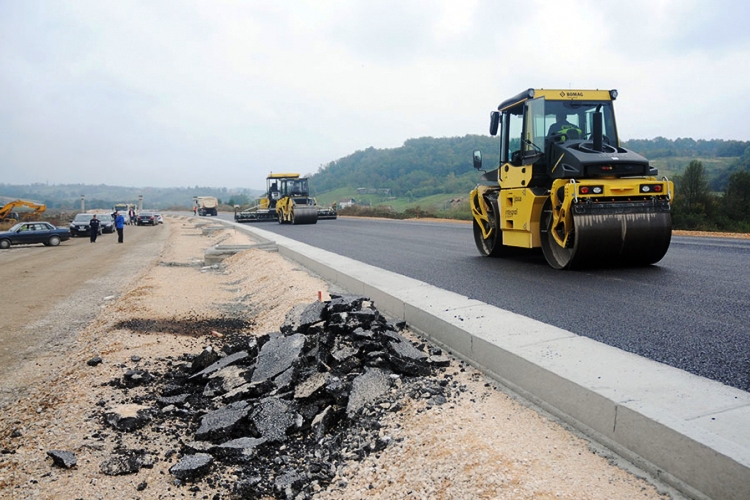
[0, 216, 677, 499]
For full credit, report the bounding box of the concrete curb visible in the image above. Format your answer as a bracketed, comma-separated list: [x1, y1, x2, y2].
[224, 219, 749, 500]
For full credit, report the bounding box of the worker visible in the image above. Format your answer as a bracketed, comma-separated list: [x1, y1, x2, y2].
[114, 212, 125, 243]
[89, 214, 100, 243]
[548, 112, 581, 140]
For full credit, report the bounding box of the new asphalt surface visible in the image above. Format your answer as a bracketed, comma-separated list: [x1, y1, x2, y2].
[221, 215, 750, 393]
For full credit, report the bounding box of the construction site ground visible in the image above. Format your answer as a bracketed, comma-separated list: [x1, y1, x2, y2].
[0, 216, 678, 499]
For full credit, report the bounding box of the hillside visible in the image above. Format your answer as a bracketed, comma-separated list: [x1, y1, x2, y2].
[0, 184, 263, 211]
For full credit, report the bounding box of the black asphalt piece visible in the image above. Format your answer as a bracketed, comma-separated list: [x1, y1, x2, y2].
[86, 356, 103, 367]
[95, 294, 455, 498]
[100, 449, 155, 476]
[194, 401, 251, 442]
[169, 453, 214, 481]
[104, 405, 153, 432]
[250, 334, 306, 384]
[190, 350, 250, 379]
[46, 450, 76, 469]
[122, 369, 154, 388]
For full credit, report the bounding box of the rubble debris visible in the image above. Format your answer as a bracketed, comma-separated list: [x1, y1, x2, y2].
[87, 356, 103, 367]
[100, 449, 155, 476]
[47, 450, 76, 469]
[95, 294, 451, 498]
[191, 350, 249, 379]
[169, 453, 214, 481]
[104, 404, 153, 432]
[122, 369, 154, 388]
[194, 401, 251, 442]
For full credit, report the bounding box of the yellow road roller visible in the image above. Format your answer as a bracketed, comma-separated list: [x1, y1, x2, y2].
[471, 89, 674, 269]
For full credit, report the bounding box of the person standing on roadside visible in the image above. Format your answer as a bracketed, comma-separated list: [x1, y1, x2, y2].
[115, 211, 125, 243]
[89, 214, 101, 243]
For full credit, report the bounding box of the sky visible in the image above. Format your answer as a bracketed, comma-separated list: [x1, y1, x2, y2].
[2, 0, 750, 190]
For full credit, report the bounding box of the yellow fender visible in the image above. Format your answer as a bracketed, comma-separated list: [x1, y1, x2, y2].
[470, 186, 494, 240]
[549, 179, 575, 248]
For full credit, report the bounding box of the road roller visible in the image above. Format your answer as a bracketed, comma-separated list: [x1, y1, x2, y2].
[273, 174, 319, 225]
[470, 89, 674, 269]
[235, 173, 327, 225]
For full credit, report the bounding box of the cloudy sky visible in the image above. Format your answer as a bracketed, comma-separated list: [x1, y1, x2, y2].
[2, 0, 749, 189]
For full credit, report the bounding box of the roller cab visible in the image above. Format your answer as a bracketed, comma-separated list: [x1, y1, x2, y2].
[235, 173, 322, 224]
[470, 89, 674, 269]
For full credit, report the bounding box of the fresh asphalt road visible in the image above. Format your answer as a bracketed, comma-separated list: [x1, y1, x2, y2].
[218, 214, 750, 393]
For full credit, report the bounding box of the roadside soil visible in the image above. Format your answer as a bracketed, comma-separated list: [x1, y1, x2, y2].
[0, 216, 678, 499]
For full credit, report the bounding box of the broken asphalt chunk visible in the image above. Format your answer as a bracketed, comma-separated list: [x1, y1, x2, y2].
[100, 449, 155, 476]
[104, 404, 153, 432]
[47, 450, 76, 469]
[195, 401, 251, 442]
[87, 356, 103, 367]
[169, 453, 214, 481]
[213, 436, 267, 458]
[250, 334, 305, 384]
[190, 350, 249, 379]
[249, 397, 300, 443]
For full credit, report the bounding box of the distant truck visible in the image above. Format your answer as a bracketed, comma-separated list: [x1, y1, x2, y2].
[194, 196, 218, 216]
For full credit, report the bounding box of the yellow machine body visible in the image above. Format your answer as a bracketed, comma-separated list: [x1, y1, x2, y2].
[470, 88, 674, 269]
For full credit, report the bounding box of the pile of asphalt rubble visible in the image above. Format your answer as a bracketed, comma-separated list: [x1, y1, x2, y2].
[58, 295, 457, 499]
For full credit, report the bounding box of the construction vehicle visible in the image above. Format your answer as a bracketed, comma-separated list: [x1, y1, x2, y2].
[470, 88, 674, 269]
[317, 201, 338, 220]
[0, 199, 46, 222]
[113, 203, 132, 214]
[235, 173, 334, 224]
[194, 196, 218, 216]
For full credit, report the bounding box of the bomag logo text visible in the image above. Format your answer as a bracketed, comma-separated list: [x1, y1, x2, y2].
[505, 209, 518, 217]
[561, 91, 584, 98]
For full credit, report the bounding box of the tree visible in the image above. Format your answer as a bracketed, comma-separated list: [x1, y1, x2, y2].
[722, 170, 750, 224]
[677, 160, 711, 213]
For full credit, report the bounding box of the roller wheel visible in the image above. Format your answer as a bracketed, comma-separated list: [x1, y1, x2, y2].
[540, 198, 575, 269]
[278, 210, 284, 224]
[472, 198, 506, 257]
[291, 210, 296, 225]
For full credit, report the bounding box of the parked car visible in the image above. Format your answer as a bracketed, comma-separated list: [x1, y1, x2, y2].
[136, 212, 158, 226]
[155, 213, 163, 224]
[97, 214, 115, 234]
[0, 221, 71, 249]
[69, 213, 103, 237]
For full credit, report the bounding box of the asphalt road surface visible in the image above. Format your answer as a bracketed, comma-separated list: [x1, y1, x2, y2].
[224, 214, 750, 393]
[0, 222, 168, 402]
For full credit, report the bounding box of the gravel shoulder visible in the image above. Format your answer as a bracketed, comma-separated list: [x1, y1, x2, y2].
[0, 216, 678, 499]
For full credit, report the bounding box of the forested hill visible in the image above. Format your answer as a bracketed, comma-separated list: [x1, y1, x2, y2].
[311, 135, 497, 198]
[311, 135, 750, 197]
[622, 137, 749, 159]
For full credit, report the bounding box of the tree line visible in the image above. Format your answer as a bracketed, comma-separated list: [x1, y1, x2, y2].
[672, 154, 750, 232]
